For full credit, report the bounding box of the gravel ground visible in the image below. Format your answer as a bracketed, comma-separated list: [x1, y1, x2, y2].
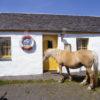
[0, 80, 100, 100]
[0, 73, 100, 100]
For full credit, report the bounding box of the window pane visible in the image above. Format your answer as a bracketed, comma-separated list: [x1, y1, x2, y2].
[48, 40, 53, 48]
[0, 37, 11, 60]
[77, 38, 89, 50]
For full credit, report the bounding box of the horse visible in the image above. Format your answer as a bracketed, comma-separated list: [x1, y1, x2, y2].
[43, 48, 98, 90]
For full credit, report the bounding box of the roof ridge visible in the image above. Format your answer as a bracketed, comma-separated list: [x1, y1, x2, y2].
[0, 13, 100, 18]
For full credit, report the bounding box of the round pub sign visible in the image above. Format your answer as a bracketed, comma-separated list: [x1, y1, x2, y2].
[20, 35, 35, 50]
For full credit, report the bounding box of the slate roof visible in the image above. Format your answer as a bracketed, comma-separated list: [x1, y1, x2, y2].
[0, 13, 100, 33]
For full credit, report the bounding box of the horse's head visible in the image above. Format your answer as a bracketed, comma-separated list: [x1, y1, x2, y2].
[43, 48, 56, 61]
[43, 49, 51, 61]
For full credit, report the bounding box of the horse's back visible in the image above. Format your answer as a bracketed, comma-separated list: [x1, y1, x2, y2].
[76, 50, 95, 66]
[77, 49, 93, 57]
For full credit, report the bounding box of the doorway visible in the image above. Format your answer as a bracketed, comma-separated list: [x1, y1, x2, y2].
[43, 35, 58, 72]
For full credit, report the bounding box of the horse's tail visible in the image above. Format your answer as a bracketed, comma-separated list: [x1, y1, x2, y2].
[92, 51, 99, 86]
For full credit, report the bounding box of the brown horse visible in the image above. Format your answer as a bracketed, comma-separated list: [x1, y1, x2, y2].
[43, 48, 98, 90]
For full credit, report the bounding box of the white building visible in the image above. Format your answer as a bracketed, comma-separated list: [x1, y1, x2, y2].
[0, 13, 100, 76]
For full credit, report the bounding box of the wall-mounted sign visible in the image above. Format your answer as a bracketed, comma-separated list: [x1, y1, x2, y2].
[20, 35, 35, 50]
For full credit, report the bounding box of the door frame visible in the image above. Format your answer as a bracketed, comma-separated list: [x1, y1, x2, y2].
[43, 34, 58, 72]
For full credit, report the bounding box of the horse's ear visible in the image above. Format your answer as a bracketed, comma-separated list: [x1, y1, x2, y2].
[43, 51, 45, 56]
[43, 50, 47, 56]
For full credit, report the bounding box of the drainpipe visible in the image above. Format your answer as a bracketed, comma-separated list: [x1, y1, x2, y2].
[61, 33, 72, 52]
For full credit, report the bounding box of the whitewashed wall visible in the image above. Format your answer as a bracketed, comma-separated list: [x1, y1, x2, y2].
[58, 34, 100, 73]
[0, 32, 43, 76]
[0, 32, 100, 76]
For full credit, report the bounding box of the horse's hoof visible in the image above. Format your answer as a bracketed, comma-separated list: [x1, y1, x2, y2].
[58, 79, 64, 83]
[68, 79, 72, 81]
[58, 78, 64, 83]
[58, 80, 63, 83]
[80, 80, 87, 86]
[80, 82, 86, 86]
[87, 83, 94, 90]
[87, 86, 92, 90]
[68, 77, 72, 81]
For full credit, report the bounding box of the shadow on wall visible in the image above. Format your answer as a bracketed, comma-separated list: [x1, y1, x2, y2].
[22, 40, 37, 54]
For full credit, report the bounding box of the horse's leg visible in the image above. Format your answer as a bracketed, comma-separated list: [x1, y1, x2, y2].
[66, 68, 72, 81]
[58, 65, 64, 83]
[80, 69, 89, 85]
[87, 68, 95, 90]
[59, 64, 62, 74]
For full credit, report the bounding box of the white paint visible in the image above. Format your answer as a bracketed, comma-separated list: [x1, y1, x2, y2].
[0, 32, 43, 76]
[0, 32, 100, 76]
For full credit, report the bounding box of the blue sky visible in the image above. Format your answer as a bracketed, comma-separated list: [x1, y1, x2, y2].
[0, 0, 100, 16]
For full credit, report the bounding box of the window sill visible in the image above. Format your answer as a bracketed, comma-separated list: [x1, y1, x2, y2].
[0, 58, 12, 61]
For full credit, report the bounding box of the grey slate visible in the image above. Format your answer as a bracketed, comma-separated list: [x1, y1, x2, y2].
[0, 13, 100, 33]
